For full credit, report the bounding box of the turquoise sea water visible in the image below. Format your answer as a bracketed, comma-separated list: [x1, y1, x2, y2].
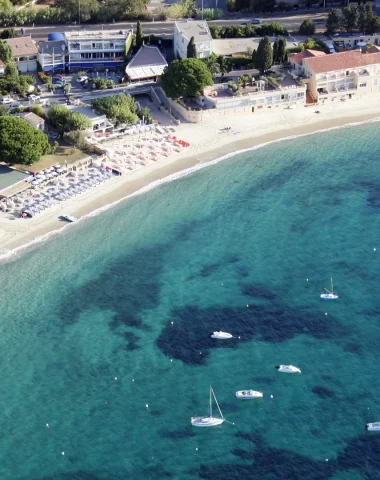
[1, 123, 380, 479]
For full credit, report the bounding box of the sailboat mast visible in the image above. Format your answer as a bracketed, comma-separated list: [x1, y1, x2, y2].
[331, 277, 334, 293]
[209, 386, 212, 418]
[212, 388, 225, 419]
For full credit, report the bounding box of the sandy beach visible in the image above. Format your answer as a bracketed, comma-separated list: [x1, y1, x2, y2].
[1, 95, 379, 257]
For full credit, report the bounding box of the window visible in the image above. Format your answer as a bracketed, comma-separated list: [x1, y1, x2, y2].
[373, 79, 378, 86]
[359, 82, 367, 87]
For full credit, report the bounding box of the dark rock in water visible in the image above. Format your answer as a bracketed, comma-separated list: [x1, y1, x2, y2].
[312, 386, 335, 399]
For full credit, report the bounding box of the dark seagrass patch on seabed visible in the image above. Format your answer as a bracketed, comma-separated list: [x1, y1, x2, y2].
[311, 385, 335, 399]
[156, 304, 347, 365]
[58, 244, 169, 340]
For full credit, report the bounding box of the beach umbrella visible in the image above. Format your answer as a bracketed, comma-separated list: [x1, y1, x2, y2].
[32, 180, 40, 186]
[46, 173, 53, 179]
[52, 172, 58, 177]
[56, 168, 64, 174]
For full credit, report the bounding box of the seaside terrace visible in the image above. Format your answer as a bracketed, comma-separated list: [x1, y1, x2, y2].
[201, 73, 306, 111]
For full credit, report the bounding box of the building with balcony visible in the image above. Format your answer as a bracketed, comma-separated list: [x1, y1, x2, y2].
[174, 20, 213, 60]
[37, 37, 66, 73]
[300, 50, 380, 103]
[6, 36, 38, 73]
[65, 30, 132, 71]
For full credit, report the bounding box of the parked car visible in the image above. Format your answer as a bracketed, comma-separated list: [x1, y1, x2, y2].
[1, 96, 12, 104]
[29, 94, 41, 102]
[250, 18, 261, 24]
[77, 75, 89, 83]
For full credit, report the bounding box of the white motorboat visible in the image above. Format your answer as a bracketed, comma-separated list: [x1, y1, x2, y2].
[191, 386, 231, 427]
[235, 390, 263, 399]
[276, 365, 302, 374]
[320, 277, 338, 300]
[62, 215, 77, 223]
[211, 331, 233, 339]
[366, 422, 380, 431]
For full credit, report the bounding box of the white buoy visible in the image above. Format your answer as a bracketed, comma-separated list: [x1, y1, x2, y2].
[325, 459, 328, 462]
[374, 248, 377, 252]
[238, 336, 241, 339]
[246, 304, 249, 307]
[146, 404, 149, 409]
[46, 423, 49, 428]
[132, 379, 135, 382]
[270, 394, 273, 398]
[325, 313, 328, 316]
[307, 278, 309, 282]
[196, 447, 198, 451]
[115, 377, 118, 380]
[61, 452, 65, 456]
[171, 321, 174, 325]
[170, 359, 173, 362]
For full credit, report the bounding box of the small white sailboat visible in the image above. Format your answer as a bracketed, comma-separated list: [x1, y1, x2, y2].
[276, 365, 302, 374]
[366, 422, 380, 431]
[211, 331, 233, 339]
[320, 277, 338, 300]
[235, 390, 263, 399]
[191, 387, 231, 427]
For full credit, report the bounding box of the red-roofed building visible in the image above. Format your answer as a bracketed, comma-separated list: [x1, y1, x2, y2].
[288, 49, 326, 76]
[297, 50, 380, 103]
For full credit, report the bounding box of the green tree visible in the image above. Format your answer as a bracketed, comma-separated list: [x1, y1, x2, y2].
[299, 19, 316, 35]
[187, 36, 197, 58]
[342, 5, 359, 31]
[63, 82, 72, 94]
[0, 0, 13, 9]
[255, 36, 273, 74]
[277, 36, 287, 63]
[0, 116, 50, 165]
[363, 4, 380, 34]
[217, 55, 228, 74]
[273, 38, 279, 63]
[201, 53, 220, 76]
[136, 20, 144, 49]
[0, 40, 13, 63]
[51, 140, 59, 154]
[326, 8, 341, 34]
[68, 111, 91, 131]
[48, 104, 91, 135]
[0, 28, 17, 39]
[160, 58, 213, 98]
[91, 93, 138, 126]
[55, 0, 99, 22]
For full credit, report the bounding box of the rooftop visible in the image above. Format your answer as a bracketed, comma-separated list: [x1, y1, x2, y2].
[0, 165, 29, 194]
[288, 49, 326, 65]
[67, 105, 107, 122]
[65, 30, 130, 42]
[17, 112, 45, 128]
[125, 45, 168, 80]
[304, 50, 368, 73]
[6, 36, 38, 57]
[38, 40, 66, 55]
[175, 20, 212, 43]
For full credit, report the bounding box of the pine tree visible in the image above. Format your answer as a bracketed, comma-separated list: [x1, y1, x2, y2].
[187, 36, 197, 58]
[277, 37, 287, 63]
[136, 20, 144, 49]
[256, 36, 273, 74]
[273, 38, 279, 63]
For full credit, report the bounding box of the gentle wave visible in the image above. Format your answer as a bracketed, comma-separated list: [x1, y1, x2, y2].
[1, 116, 379, 264]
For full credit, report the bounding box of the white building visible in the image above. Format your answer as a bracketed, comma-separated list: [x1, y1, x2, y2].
[6, 36, 38, 73]
[64, 30, 132, 71]
[173, 20, 213, 59]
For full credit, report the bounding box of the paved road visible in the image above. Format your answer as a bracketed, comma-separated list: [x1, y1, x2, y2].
[20, 13, 327, 42]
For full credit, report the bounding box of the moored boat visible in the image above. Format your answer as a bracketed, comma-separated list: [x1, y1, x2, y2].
[211, 331, 233, 339]
[191, 386, 232, 427]
[275, 365, 302, 374]
[235, 390, 263, 399]
[366, 422, 380, 431]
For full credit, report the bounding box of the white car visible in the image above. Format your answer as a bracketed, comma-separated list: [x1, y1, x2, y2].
[77, 75, 89, 83]
[1, 96, 12, 104]
[29, 94, 41, 102]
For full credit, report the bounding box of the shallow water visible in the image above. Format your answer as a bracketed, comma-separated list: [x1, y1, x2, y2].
[1, 123, 380, 479]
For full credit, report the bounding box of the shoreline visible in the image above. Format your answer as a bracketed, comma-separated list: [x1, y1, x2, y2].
[1, 98, 380, 261]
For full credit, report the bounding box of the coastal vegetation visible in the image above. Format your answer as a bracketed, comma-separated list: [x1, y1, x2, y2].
[299, 19, 316, 36]
[256, 36, 273, 74]
[48, 104, 92, 136]
[0, 116, 50, 165]
[0, 40, 35, 96]
[209, 22, 288, 39]
[161, 58, 213, 99]
[326, 4, 380, 34]
[91, 93, 138, 126]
